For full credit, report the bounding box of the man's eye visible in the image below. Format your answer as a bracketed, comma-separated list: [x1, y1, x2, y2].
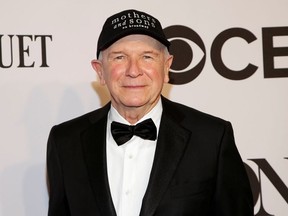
[143, 55, 153, 59]
[115, 56, 124, 60]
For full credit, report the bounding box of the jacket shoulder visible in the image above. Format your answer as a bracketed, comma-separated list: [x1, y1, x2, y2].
[50, 102, 110, 136]
[162, 97, 231, 130]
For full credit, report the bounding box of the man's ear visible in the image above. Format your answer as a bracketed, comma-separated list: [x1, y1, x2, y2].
[91, 59, 106, 85]
[164, 55, 173, 83]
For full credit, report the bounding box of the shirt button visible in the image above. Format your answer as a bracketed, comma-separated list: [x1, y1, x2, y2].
[128, 154, 133, 159]
[125, 190, 130, 195]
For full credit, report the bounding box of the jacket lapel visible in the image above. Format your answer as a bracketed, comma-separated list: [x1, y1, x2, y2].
[81, 104, 117, 216]
[140, 98, 192, 216]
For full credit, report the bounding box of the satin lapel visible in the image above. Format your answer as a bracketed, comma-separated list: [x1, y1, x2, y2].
[81, 115, 117, 216]
[140, 112, 191, 216]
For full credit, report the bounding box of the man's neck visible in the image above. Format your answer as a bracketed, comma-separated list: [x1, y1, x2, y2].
[111, 98, 161, 124]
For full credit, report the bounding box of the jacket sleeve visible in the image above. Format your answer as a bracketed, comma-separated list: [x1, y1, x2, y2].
[47, 126, 71, 216]
[211, 122, 254, 216]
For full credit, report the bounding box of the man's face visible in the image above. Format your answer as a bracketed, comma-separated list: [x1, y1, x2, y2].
[92, 35, 173, 114]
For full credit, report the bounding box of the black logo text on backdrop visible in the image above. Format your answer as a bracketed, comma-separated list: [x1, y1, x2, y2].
[0, 35, 52, 68]
[164, 26, 288, 84]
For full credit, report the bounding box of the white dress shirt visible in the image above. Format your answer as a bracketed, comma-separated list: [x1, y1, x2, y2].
[106, 99, 162, 216]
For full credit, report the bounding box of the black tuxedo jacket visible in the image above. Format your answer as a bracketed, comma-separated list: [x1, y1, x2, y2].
[47, 97, 253, 216]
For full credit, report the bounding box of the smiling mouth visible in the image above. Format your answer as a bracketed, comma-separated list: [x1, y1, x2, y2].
[123, 85, 146, 88]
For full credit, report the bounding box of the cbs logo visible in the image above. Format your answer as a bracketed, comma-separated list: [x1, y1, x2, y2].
[164, 25, 288, 84]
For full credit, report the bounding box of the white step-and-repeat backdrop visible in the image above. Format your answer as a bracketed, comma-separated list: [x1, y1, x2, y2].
[1, 0, 287, 215]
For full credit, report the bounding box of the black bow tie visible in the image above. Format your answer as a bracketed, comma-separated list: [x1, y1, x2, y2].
[111, 118, 157, 145]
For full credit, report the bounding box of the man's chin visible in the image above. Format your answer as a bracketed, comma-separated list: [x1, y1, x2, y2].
[123, 101, 146, 108]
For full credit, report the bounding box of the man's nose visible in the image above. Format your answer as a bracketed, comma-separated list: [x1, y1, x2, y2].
[125, 59, 143, 77]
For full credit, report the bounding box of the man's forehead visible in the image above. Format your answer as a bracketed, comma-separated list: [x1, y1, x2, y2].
[108, 34, 163, 49]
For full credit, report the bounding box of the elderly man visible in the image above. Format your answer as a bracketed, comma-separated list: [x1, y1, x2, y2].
[47, 9, 253, 216]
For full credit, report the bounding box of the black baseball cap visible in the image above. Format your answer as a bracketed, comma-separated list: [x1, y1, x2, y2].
[96, 9, 170, 58]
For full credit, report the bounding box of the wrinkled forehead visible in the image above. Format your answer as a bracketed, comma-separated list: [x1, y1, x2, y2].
[105, 34, 165, 52]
